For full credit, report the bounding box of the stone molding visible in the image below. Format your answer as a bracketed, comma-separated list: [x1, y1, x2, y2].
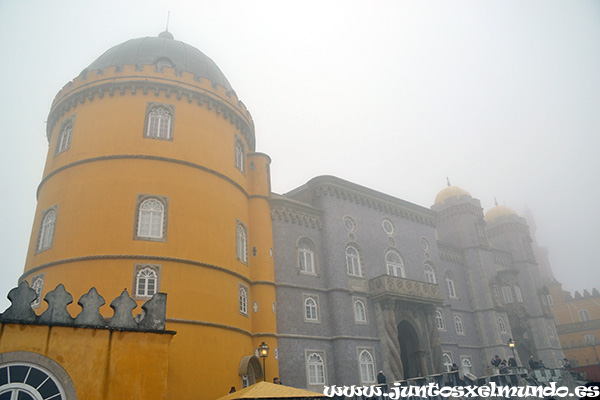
[270, 207, 322, 229]
[166, 317, 278, 338]
[435, 203, 483, 223]
[310, 184, 435, 227]
[369, 275, 444, 305]
[47, 79, 255, 150]
[276, 333, 380, 341]
[437, 243, 465, 264]
[557, 319, 600, 334]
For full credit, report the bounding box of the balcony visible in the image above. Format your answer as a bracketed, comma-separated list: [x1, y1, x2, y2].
[369, 275, 444, 305]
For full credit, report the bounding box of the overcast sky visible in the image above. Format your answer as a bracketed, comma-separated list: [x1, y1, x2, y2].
[1, 0, 599, 310]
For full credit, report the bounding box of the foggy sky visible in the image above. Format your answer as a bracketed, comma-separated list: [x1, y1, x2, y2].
[1, 0, 599, 310]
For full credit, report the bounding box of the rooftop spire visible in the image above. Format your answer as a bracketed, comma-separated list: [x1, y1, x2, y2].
[446, 177, 451, 187]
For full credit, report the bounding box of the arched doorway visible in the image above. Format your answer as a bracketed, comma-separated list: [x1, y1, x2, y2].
[397, 320, 423, 379]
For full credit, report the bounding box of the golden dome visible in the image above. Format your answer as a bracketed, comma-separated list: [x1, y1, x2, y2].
[485, 205, 518, 222]
[434, 185, 472, 205]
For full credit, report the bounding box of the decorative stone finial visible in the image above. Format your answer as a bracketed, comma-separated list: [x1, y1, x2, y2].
[138, 293, 167, 330]
[108, 289, 138, 329]
[39, 284, 74, 325]
[74, 287, 106, 327]
[1, 281, 38, 323]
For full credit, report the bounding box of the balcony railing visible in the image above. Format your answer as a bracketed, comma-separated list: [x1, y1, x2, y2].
[369, 275, 444, 305]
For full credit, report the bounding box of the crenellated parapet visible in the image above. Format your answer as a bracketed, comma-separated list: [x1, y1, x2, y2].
[0, 281, 167, 332]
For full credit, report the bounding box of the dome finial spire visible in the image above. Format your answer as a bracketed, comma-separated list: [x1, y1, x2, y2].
[494, 197, 498, 206]
[166, 11, 170, 32]
[446, 177, 451, 187]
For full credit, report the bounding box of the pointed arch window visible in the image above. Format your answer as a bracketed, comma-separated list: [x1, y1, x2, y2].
[304, 296, 319, 321]
[424, 264, 436, 283]
[436, 309, 445, 330]
[36, 206, 58, 253]
[498, 316, 507, 333]
[237, 222, 248, 264]
[55, 116, 75, 156]
[454, 315, 465, 335]
[307, 352, 326, 385]
[358, 350, 376, 383]
[298, 238, 316, 274]
[239, 283, 249, 316]
[235, 137, 245, 173]
[443, 353, 453, 372]
[354, 299, 367, 323]
[135, 197, 167, 241]
[145, 103, 174, 140]
[346, 245, 362, 277]
[386, 250, 405, 277]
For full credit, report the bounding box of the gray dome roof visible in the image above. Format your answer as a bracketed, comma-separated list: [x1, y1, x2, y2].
[85, 32, 233, 91]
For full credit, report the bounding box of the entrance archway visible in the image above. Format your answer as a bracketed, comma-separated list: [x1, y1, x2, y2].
[397, 320, 423, 378]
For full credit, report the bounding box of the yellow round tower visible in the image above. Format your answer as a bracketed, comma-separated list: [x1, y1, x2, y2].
[22, 31, 278, 399]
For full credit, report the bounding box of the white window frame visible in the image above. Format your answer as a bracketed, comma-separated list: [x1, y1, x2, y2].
[134, 264, 161, 299]
[236, 221, 248, 264]
[346, 245, 362, 277]
[435, 309, 445, 331]
[306, 351, 326, 386]
[358, 349, 376, 384]
[145, 103, 174, 140]
[514, 285, 523, 302]
[134, 195, 168, 242]
[445, 272, 457, 299]
[36, 206, 58, 253]
[502, 286, 514, 303]
[546, 294, 554, 305]
[442, 353, 453, 372]
[579, 309, 591, 322]
[454, 315, 465, 335]
[298, 238, 316, 274]
[424, 264, 436, 284]
[55, 115, 75, 156]
[584, 333, 596, 346]
[354, 298, 367, 323]
[304, 295, 320, 322]
[239, 283, 249, 316]
[386, 250, 405, 278]
[493, 284, 500, 297]
[234, 137, 245, 173]
[461, 357, 472, 374]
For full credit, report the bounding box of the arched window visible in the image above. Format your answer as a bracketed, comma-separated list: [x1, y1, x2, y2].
[461, 358, 472, 374]
[436, 310, 445, 330]
[502, 286, 514, 303]
[0, 363, 67, 400]
[239, 284, 248, 315]
[37, 208, 57, 252]
[493, 284, 500, 297]
[579, 309, 591, 322]
[346, 245, 362, 277]
[136, 267, 158, 298]
[454, 316, 464, 335]
[445, 271, 457, 298]
[236, 222, 248, 263]
[55, 119, 73, 155]
[146, 106, 172, 139]
[498, 316, 507, 333]
[305, 297, 318, 321]
[358, 350, 376, 383]
[307, 353, 325, 385]
[424, 264, 436, 283]
[235, 137, 245, 173]
[443, 353, 453, 372]
[386, 250, 405, 277]
[547, 323, 556, 338]
[298, 238, 316, 274]
[354, 299, 367, 323]
[137, 198, 165, 239]
[514, 285, 523, 302]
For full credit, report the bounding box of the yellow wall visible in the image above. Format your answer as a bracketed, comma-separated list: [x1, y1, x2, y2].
[0, 322, 173, 400]
[21, 64, 279, 399]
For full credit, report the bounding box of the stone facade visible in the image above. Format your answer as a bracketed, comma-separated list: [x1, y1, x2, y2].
[272, 176, 565, 390]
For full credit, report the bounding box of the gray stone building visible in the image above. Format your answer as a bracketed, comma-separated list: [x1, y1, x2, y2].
[270, 175, 563, 391]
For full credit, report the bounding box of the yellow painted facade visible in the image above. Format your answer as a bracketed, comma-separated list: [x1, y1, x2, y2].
[548, 283, 600, 367]
[13, 34, 279, 399]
